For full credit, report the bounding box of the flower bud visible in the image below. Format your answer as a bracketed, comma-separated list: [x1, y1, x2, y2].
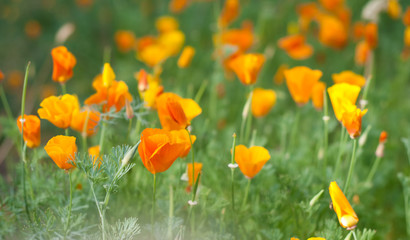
[121, 142, 140, 168]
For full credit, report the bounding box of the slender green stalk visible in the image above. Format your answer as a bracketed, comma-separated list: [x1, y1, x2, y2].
[334, 126, 348, 178]
[64, 171, 73, 239]
[244, 111, 253, 145]
[241, 178, 251, 210]
[89, 181, 105, 240]
[0, 85, 13, 120]
[323, 90, 329, 170]
[194, 80, 208, 103]
[366, 156, 382, 184]
[152, 173, 157, 234]
[99, 121, 107, 153]
[230, 133, 237, 210]
[239, 88, 253, 144]
[20, 62, 32, 223]
[61, 83, 67, 95]
[167, 185, 174, 240]
[81, 109, 91, 153]
[186, 129, 197, 202]
[344, 139, 358, 194]
[65, 128, 69, 136]
[352, 230, 358, 240]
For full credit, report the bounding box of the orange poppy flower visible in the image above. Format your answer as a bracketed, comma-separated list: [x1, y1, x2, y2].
[138, 128, 191, 174]
[364, 22, 378, 49]
[135, 69, 149, 92]
[228, 53, 265, 85]
[169, 129, 196, 158]
[218, 0, 239, 28]
[88, 145, 101, 166]
[317, 15, 348, 49]
[142, 81, 164, 109]
[138, 44, 170, 67]
[186, 162, 203, 192]
[45, 135, 78, 170]
[169, 0, 189, 13]
[352, 22, 365, 40]
[319, 0, 344, 12]
[387, 0, 402, 19]
[355, 40, 371, 66]
[273, 64, 289, 85]
[157, 30, 185, 56]
[379, 131, 388, 143]
[178, 46, 195, 68]
[38, 94, 80, 129]
[312, 81, 326, 110]
[0, 70, 4, 82]
[234, 145, 271, 179]
[114, 30, 136, 53]
[341, 104, 367, 139]
[404, 7, 410, 26]
[85, 74, 133, 113]
[278, 34, 313, 60]
[335, 6, 351, 28]
[404, 26, 410, 47]
[284, 66, 323, 105]
[70, 108, 100, 137]
[17, 115, 41, 148]
[217, 27, 254, 53]
[156, 16, 179, 34]
[297, 2, 319, 32]
[51, 46, 77, 83]
[329, 181, 359, 229]
[332, 71, 366, 87]
[327, 83, 361, 121]
[136, 36, 157, 53]
[251, 88, 277, 118]
[156, 92, 202, 130]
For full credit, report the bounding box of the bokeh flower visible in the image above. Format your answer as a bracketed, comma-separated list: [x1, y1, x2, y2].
[178, 46, 195, 68]
[234, 145, 271, 179]
[229, 53, 265, 85]
[156, 16, 179, 34]
[17, 115, 41, 148]
[251, 88, 277, 118]
[273, 64, 289, 85]
[317, 15, 348, 49]
[329, 181, 359, 229]
[51, 46, 77, 83]
[187, 162, 203, 188]
[38, 94, 80, 129]
[355, 40, 371, 66]
[70, 107, 100, 137]
[312, 81, 326, 110]
[284, 66, 323, 105]
[218, 0, 239, 28]
[114, 30, 136, 53]
[45, 135, 78, 170]
[332, 71, 366, 87]
[327, 83, 361, 121]
[278, 34, 313, 60]
[169, 0, 189, 13]
[88, 145, 101, 166]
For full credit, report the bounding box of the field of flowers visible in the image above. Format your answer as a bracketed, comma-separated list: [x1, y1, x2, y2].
[1, 0, 410, 239]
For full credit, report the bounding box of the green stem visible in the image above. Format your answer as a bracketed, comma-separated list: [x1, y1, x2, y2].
[64, 171, 73, 239]
[344, 139, 358, 194]
[89, 181, 105, 240]
[334, 125, 348, 178]
[61, 83, 67, 95]
[352, 230, 358, 240]
[194, 80, 208, 104]
[241, 178, 251, 210]
[152, 173, 157, 235]
[244, 111, 253, 145]
[230, 133, 237, 211]
[167, 185, 174, 240]
[0, 85, 13, 120]
[366, 156, 382, 184]
[99, 121, 107, 153]
[65, 128, 69, 136]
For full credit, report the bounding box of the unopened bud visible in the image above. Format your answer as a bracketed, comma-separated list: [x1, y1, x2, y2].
[55, 23, 75, 44]
[125, 100, 134, 119]
[379, 131, 388, 144]
[309, 189, 324, 207]
[375, 143, 385, 158]
[121, 142, 140, 167]
[135, 69, 148, 92]
[359, 125, 372, 147]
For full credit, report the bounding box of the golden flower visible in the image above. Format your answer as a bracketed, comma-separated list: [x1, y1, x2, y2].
[364, 22, 378, 49]
[102, 63, 115, 87]
[404, 7, 410, 26]
[234, 145, 271, 179]
[17, 115, 41, 148]
[273, 64, 289, 85]
[85, 75, 133, 113]
[341, 104, 367, 139]
[312, 81, 326, 110]
[327, 83, 361, 121]
[284, 66, 323, 105]
[317, 15, 348, 49]
[45, 135, 78, 170]
[136, 35, 157, 53]
[278, 34, 314, 60]
[51, 46, 77, 83]
[405, 26, 410, 47]
[156, 92, 202, 130]
[142, 81, 164, 109]
[169, 0, 189, 13]
[138, 44, 170, 67]
[218, 0, 239, 28]
[38, 94, 80, 129]
[138, 128, 191, 174]
[156, 16, 179, 34]
[387, 0, 402, 20]
[157, 30, 185, 56]
[319, 0, 344, 12]
[297, 2, 319, 32]
[228, 53, 265, 85]
[88, 145, 101, 166]
[251, 88, 277, 118]
[114, 30, 136, 53]
[355, 40, 371, 66]
[332, 71, 366, 87]
[217, 27, 254, 53]
[307, 238, 326, 240]
[329, 181, 359, 229]
[170, 129, 196, 158]
[178, 46, 195, 68]
[70, 108, 100, 137]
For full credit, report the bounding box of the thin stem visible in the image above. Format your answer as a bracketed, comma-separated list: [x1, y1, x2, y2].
[64, 171, 73, 239]
[167, 185, 174, 240]
[89, 181, 105, 240]
[344, 139, 358, 194]
[366, 156, 382, 184]
[65, 128, 69, 136]
[239, 88, 253, 144]
[352, 230, 358, 240]
[334, 126, 348, 178]
[0, 85, 13, 120]
[152, 173, 157, 235]
[61, 83, 67, 95]
[99, 121, 107, 153]
[244, 110, 253, 145]
[230, 133, 237, 211]
[241, 178, 251, 210]
[21, 144, 32, 223]
[194, 80, 208, 103]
